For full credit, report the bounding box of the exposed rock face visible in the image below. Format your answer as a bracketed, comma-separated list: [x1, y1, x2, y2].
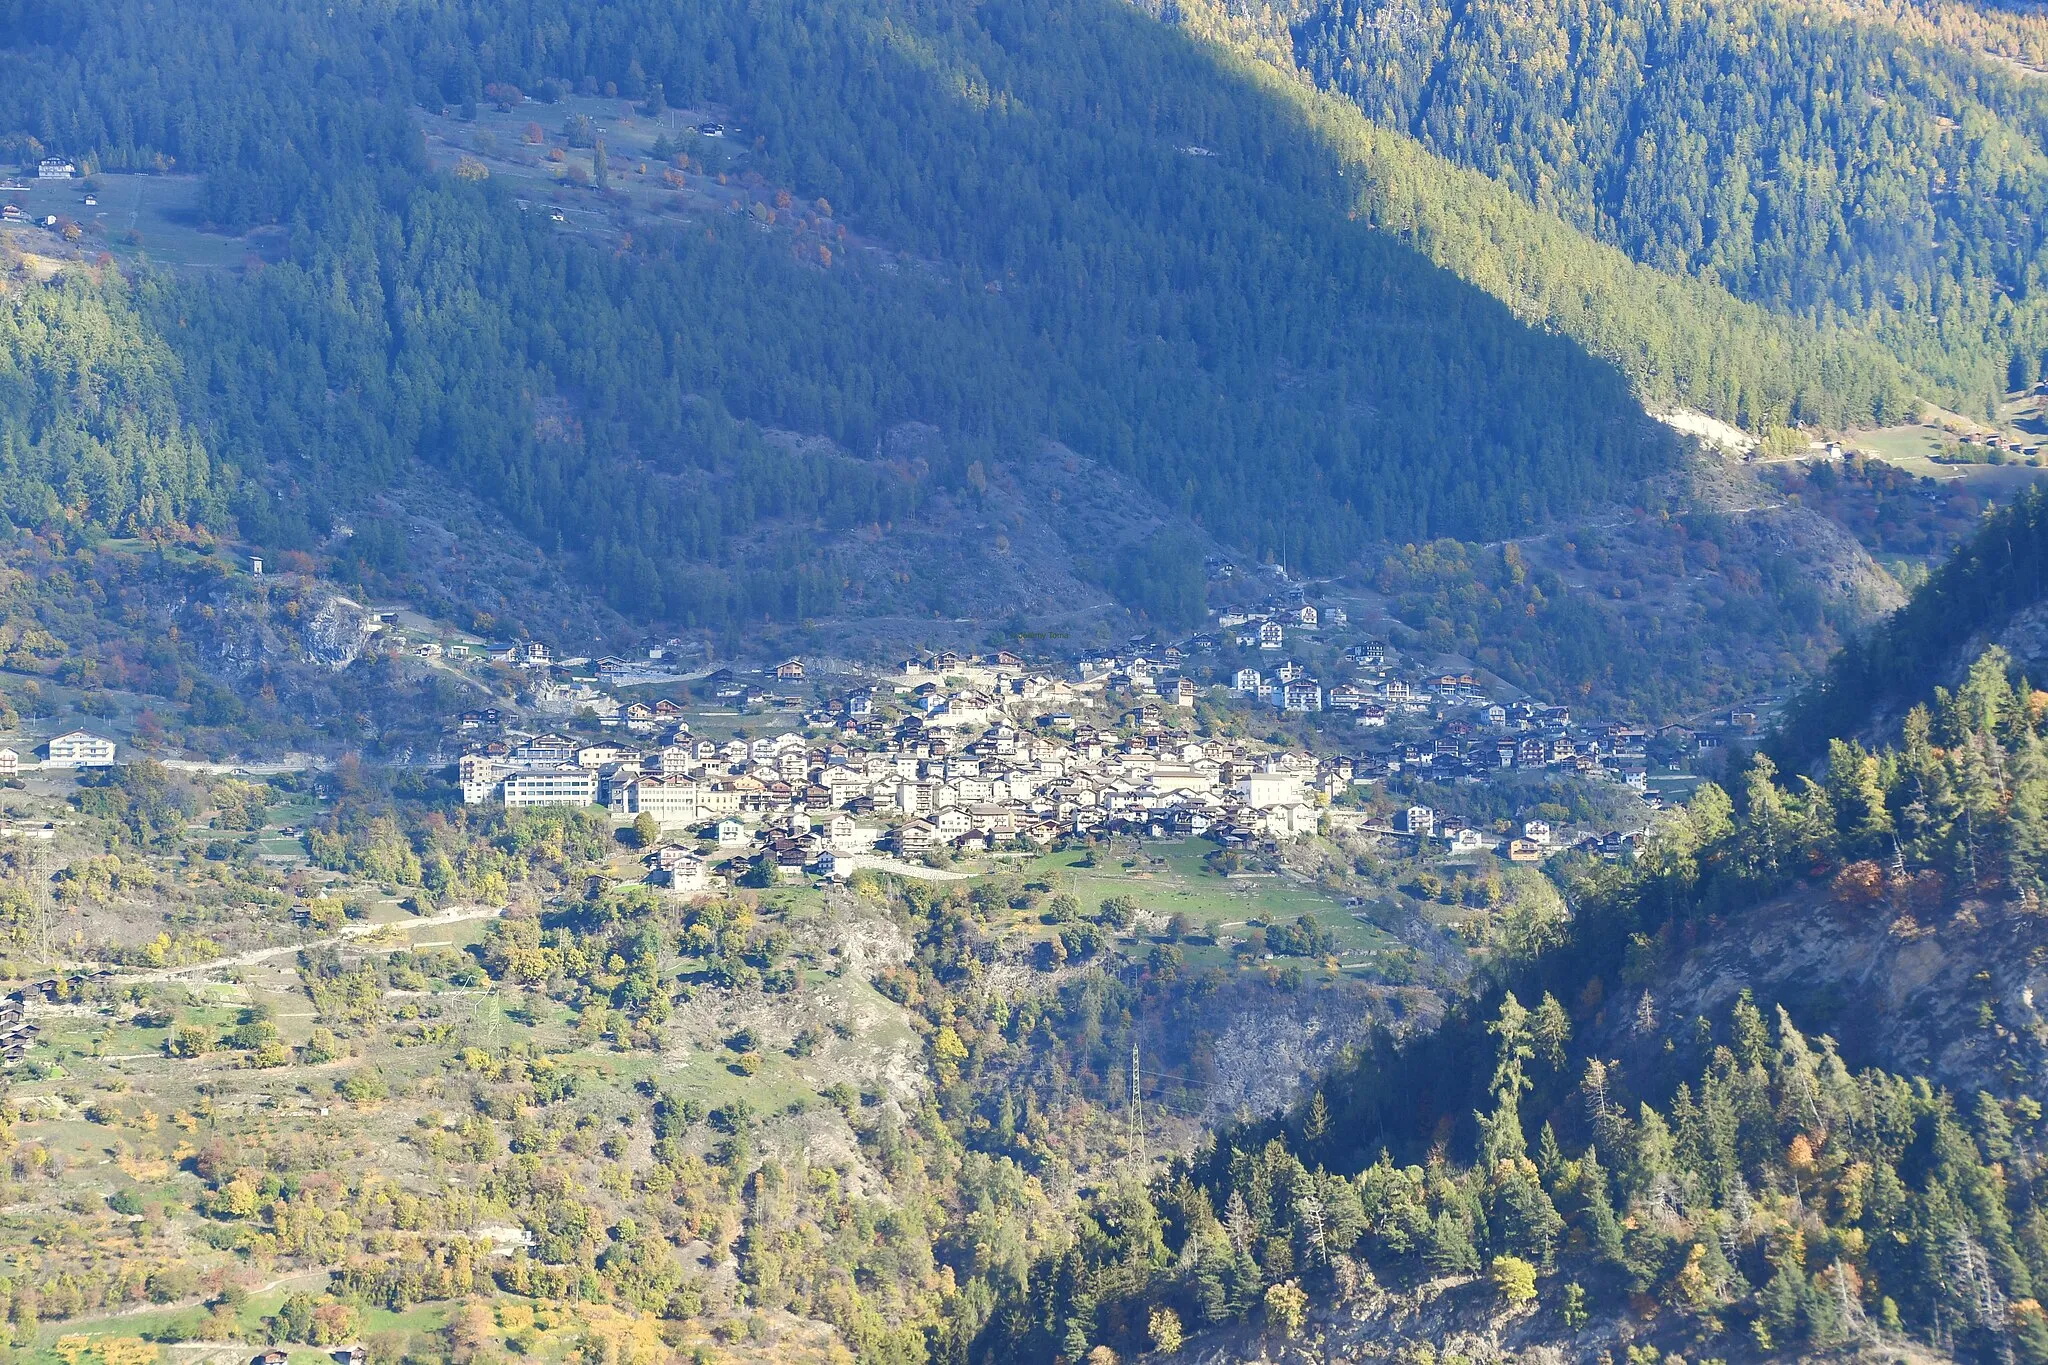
[1599, 884, 2048, 1102]
[302, 594, 373, 669]
[195, 586, 374, 679]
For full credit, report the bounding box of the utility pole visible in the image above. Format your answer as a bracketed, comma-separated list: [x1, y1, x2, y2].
[1127, 1036, 1145, 1171]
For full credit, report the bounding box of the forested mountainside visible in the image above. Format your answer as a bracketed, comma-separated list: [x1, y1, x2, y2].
[0, 0, 1692, 623]
[10, 0, 2035, 637]
[1777, 483, 2048, 763]
[0, 0, 1940, 430]
[1158, 0, 2048, 418]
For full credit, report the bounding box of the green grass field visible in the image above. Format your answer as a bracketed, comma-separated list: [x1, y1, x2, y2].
[1848, 423, 2048, 492]
[1010, 840, 1402, 972]
[2, 172, 277, 273]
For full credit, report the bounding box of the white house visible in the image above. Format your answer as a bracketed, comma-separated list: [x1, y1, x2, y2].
[1397, 805, 1434, 836]
[653, 853, 709, 892]
[1235, 771, 1303, 808]
[1258, 621, 1284, 650]
[37, 158, 76, 180]
[1445, 826, 1488, 854]
[0, 748, 17, 777]
[46, 731, 115, 768]
[1281, 679, 1322, 713]
[1523, 819, 1553, 846]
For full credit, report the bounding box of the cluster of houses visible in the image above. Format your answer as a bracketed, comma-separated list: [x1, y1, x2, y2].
[435, 566, 1741, 890]
[448, 630, 1679, 890]
[454, 647, 1385, 885]
[0, 992, 35, 1065]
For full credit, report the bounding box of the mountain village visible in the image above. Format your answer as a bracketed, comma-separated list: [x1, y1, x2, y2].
[441, 593, 1721, 894]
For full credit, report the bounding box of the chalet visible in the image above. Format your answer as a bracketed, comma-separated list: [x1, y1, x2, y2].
[1507, 838, 1545, 863]
[1325, 684, 1366, 711]
[513, 733, 577, 765]
[1356, 704, 1387, 728]
[1258, 621, 1284, 650]
[776, 658, 806, 681]
[715, 818, 748, 846]
[896, 819, 938, 857]
[46, 731, 115, 768]
[0, 749, 16, 777]
[1524, 820, 1553, 846]
[37, 158, 75, 179]
[1296, 604, 1318, 628]
[1233, 668, 1262, 693]
[0, 205, 22, 224]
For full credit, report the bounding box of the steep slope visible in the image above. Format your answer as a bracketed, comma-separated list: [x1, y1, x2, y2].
[1777, 483, 2048, 763]
[1159, 0, 2048, 415]
[0, 0, 1691, 622]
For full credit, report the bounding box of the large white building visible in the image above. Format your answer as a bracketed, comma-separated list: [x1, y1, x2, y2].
[1234, 771, 1303, 808]
[500, 766, 598, 808]
[46, 731, 115, 768]
[609, 775, 702, 828]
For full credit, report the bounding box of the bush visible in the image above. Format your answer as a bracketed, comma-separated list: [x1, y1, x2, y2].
[1492, 1254, 1538, 1306]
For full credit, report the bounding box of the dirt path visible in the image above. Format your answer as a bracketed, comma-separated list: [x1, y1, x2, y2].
[129, 905, 506, 982]
[832, 854, 974, 882]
